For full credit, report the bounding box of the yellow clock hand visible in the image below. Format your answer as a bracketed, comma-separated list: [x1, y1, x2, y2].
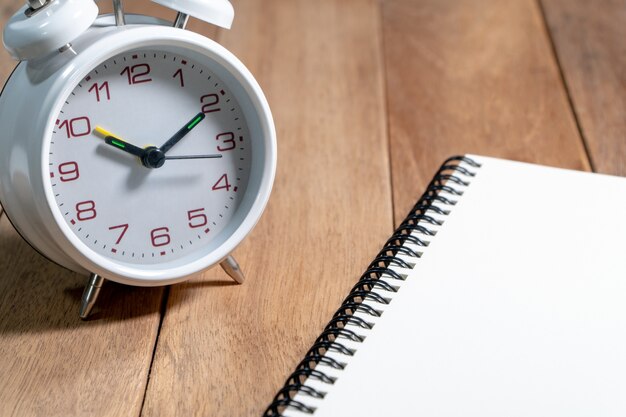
[93, 126, 115, 138]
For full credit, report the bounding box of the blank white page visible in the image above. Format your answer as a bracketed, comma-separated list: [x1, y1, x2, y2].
[287, 155, 626, 417]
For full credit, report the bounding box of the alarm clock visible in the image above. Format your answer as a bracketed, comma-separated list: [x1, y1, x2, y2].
[0, 0, 276, 318]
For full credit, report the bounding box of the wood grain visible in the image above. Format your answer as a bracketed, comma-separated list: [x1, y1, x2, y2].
[0, 0, 623, 415]
[0, 2, 164, 416]
[382, 0, 591, 223]
[540, 0, 626, 175]
[141, 0, 392, 415]
[0, 216, 164, 417]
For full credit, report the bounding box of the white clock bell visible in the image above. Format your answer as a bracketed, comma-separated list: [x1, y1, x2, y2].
[0, 0, 276, 318]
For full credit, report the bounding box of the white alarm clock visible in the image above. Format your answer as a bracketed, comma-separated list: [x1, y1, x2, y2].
[0, 0, 276, 318]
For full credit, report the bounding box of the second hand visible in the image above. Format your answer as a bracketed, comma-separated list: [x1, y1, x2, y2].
[165, 155, 223, 160]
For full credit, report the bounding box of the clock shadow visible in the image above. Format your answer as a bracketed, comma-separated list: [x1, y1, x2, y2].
[95, 143, 139, 169]
[0, 214, 238, 336]
[180, 280, 238, 290]
[0, 215, 178, 333]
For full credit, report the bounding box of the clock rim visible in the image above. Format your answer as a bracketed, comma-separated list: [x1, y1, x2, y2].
[33, 26, 276, 285]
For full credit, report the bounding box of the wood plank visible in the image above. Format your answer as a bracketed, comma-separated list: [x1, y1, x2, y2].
[141, 0, 392, 415]
[0, 215, 164, 416]
[540, 0, 626, 175]
[0, 3, 164, 416]
[382, 0, 591, 223]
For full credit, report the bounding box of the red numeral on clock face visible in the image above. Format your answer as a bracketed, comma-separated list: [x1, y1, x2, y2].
[88, 81, 110, 102]
[201, 94, 220, 113]
[173, 68, 184, 87]
[58, 161, 80, 182]
[212, 174, 231, 191]
[121, 64, 152, 85]
[150, 227, 171, 247]
[109, 224, 129, 245]
[76, 200, 97, 221]
[187, 208, 208, 228]
[58, 117, 91, 138]
[216, 132, 236, 152]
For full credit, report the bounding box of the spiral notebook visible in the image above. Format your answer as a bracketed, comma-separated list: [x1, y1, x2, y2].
[265, 155, 626, 416]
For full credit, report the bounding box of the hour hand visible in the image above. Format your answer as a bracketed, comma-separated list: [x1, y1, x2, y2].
[94, 126, 146, 158]
[104, 136, 146, 157]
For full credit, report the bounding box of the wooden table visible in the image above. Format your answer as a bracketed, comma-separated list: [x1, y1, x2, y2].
[0, 0, 623, 415]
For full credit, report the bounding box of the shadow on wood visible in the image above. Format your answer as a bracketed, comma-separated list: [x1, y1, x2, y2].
[0, 215, 167, 333]
[177, 279, 238, 290]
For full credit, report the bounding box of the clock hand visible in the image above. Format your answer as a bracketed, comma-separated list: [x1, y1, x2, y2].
[165, 154, 223, 160]
[95, 127, 166, 169]
[94, 126, 147, 158]
[159, 112, 206, 154]
[139, 149, 222, 168]
[105, 136, 147, 158]
[94, 124, 218, 168]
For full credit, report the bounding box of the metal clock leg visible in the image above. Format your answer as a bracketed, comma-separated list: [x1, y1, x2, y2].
[220, 255, 245, 284]
[173, 12, 189, 29]
[79, 273, 105, 319]
[113, 0, 125, 26]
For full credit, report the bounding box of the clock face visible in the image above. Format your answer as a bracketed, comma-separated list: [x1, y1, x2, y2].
[47, 49, 252, 265]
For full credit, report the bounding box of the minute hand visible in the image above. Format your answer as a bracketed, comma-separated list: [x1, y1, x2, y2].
[159, 112, 205, 154]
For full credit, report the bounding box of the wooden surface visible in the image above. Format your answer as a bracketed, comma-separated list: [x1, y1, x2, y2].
[383, 0, 590, 221]
[540, 0, 626, 175]
[142, 1, 392, 415]
[0, 0, 623, 416]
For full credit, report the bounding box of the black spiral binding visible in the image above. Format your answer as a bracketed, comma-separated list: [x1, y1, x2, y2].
[264, 156, 481, 417]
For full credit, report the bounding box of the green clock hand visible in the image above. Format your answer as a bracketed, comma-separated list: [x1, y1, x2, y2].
[94, 126, 147, 158]
[104, 136, 147, 157]
[159, 112, 205, 154]
[94, 123, 218, 169]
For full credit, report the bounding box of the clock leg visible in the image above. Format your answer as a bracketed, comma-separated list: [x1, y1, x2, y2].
[220, 255, 245, 284]
[173, 12, 189, 29]
[79, 273, 105, 320]
[113, 0, 126, 26]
